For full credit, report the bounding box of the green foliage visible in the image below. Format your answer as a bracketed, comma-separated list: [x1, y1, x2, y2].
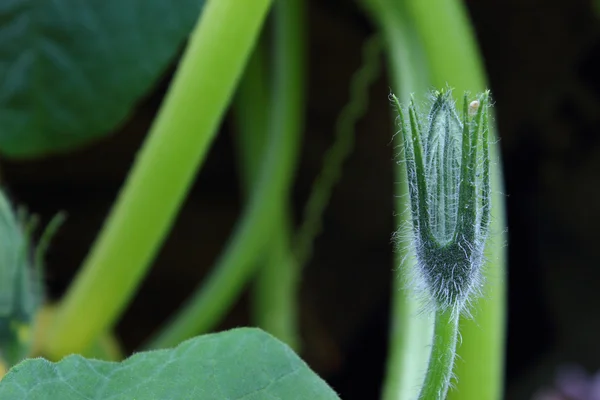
[0, 0, 507, 397]
[0, 0, 204, 158]
[0, 328, 340, 400]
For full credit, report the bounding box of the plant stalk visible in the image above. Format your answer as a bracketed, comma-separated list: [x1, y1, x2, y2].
[251, 0, 304, 350]
[359, 1, 434, 399]
[233, 17, 303, 350]
[44, 0, 273, 358]
[144, 0, 303, 350]
[418, 310, 460, 400]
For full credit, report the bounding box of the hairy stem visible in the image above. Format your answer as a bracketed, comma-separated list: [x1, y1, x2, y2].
[418, 310, 460, 400]
[44, 0, 273, 358]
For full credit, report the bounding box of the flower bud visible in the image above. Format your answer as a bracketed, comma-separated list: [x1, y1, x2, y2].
[393, 89, 491, 314]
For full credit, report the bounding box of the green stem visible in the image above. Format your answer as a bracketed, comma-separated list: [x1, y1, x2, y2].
[144, 0, 303, 350]
[359, 1, 434, 399]
[252, 0, 304, 350]
[233, 43, 270, 189]
[232, 15, 303, 350]
[405, 0, 485, 91]
[252, 215, 300, 349]
[44, 0, 273, 359]
[418, 310, 460, 400]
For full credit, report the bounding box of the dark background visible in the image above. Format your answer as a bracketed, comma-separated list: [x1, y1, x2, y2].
[1, 0, 599, 399]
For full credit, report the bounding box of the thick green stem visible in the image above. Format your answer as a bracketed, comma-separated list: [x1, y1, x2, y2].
[232, 9, 304, 349]
[144, 0, 303, 350]
[44, 0, 273, 359]
[233, 43, 300, 348]
[252, 215, 300, 349]
[418, 310, 460, 400]
[251, 0, 304, 350]
[359, 2, 433, 400]
[233, 43, 270, 190]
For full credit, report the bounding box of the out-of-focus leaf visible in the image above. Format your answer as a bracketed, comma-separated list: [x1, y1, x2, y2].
[0, 328, 341, 399]
[0, 0, 204, 158]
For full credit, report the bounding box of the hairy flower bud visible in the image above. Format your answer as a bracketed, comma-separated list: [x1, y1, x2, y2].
[393, 89, 491, 314]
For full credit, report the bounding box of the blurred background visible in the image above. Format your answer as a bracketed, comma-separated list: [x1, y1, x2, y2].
[1, 0, 599, 399]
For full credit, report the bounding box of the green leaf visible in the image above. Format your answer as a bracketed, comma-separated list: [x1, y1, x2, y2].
[0, 328, 340, 400]
[0, 0, 205, 158]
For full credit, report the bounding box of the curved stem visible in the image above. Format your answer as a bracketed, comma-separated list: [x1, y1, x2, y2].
[251, 0, 304, 350]
[233, 23, 303, 350]
[44, 0, 273, 359]
[359, 1, 434, 399]
[418, 310, 460, 400]
[144, 0, 304, 350]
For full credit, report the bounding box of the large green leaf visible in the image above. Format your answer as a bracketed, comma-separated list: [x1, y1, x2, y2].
[0, 0, 204, 158]
[0, 328, 340, 399]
